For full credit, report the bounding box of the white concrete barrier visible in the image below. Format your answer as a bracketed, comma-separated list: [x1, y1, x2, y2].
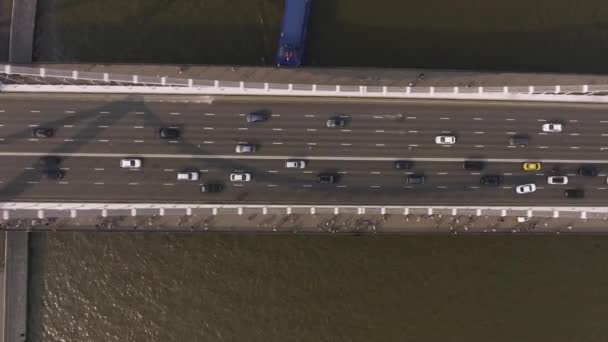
[2, 64, 607, 102]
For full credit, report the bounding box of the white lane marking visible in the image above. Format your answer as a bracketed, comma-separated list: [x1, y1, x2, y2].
[569, 120, 579, 123]
[60, 167, 70, 171]
[199, 169, 209, 173]
[567, 173, 576, 176]
[163, 169, 174, 172]
[474, 131, 485, 134]
[305, 114, 315, 118]
[437, 186, 448, 189]
[170, 112, 180, 115]
[474, 145, 485, 148]
[340, 143, 352, 146]
[537, 119, 546, 122]
[601, 134, 608, 137]
[272, 128, 283, 131]
[601, 147, 608, 151]
[94, 168, 104, 171]
[538, 146, 549, 149]
[507, 146, 516, 148]
[440, 130, 451, 133]
[337, 185, 348, 188]
[267, 184, 278, 187]
[441, 145, 452, 148]
[570, 147, 580, 150]
[503, 186, 513, 189]
[163, 183, 174, 186]
[63, 125, 74, 128]
[63, 139, 74, 142]
[65, 110, 75, 114]
[506, 132, 516, 135]
[99, 111, 110, 114]
[0, 110, 4, 113]
[272, 142, 283, 145]
[601, 121, 608, 123]
[268, 170, 279, 173]
[569, 133, 579, 136]
[30, 110, 40, 113]
[473, 117, 483, 121]
[238, 128, 248, 131]
[469, 186, 480, 189]
[134, 111, 145, 115]
[169, 140, 179, 144]
[24, 167, 34, 170]
[598, 187, 607, 190]
[538, 132, 548, 135]
[28, 139, 39, 142]
[302, 184, 312, 188]
[437, 172, 448, 175]
[370, 185, 381, 188]
[375, 130, 385, 133]
[233, 184, 244, 187]
[408, 130, 418, 133]
[506, 118, 515, 121]
[59, 181, 69, 185]
[28, 124, 38, 127]
[503, 173, 513, 176]
[203, 127, 214, 130]
[440, 117, 450, 120]
[537, 186, 545, 190]
[238, 113, 246, 117]
[271, 114, 281, 117]
[469, 172, 481, 176]
[133, 140, 144, 143]
[98, 125, 109, 128]
[370, 171, 381, 175]
[307, 128, 317, 132]
[406, 116, 416, 119]
[133, 126, 144, 129]
[375, 144, 385, 147]
[408, 144, 418, 147]
[94, 182, 104, 185]
[26, 181, 38, 184]
[203, 141, 214, 144]
[302, 171, 313, 174]
[307, 142, 317, 146]
[97, 139, 109, 143]
[338, 171, 348, 174]
[403, 186, 413, 189]
[204, 113, 215, 116]
[128, 182, 139, 185]
[372, 115, 382, 119]
[535, 173, 544, 176]
[340, 129, 351, 132]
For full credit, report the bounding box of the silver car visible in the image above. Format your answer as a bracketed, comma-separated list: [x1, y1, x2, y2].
[235, 143, 256, 153]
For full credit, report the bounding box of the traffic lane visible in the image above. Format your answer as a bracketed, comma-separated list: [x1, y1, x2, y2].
[2, 156, 604, 179]
[2, 175, 606, 205]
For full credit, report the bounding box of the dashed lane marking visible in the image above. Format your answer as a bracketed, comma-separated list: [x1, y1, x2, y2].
[163, 183, 174, 186]
[169, 140, 179, 144]
[408, 144, 418, 147]
[128, 182, 139, 185]
[169, 112, 180, 115]
[408, 130, 418, 133]
[307, 128, 317, 132]
[64, 139, 74, 142]
[305, 114, 315, 118]
[569, 133, 580, 136]
[63, 125, 74, 128]
[272, 128, 283, 131]
[65, 110, 75, 114]
[472, 118, 483, 121]
[267, 184, 278, 187]
[406, 116, 416, 119]
[302, 184, 313, 187]
[28, 124, 38, 127]
[569, 120, 579, 123]
[340, 143, 352, 146]
[28, 139, 38, 142]
[340, 129, 351, 132]
[370, 185, 381, 188]
[203, 127, 214, 130]
[375, 144, 385, 147]
[375, 130, 385, 133]
[474, 131, 485, 134]
[307, 142, 317, 146]
[437, 172, 448, 175]
[98, 125, 109, 128]
[30, 110, 40, 113]
[537, 119, 546, 122]
[440, 117, 450, 120]
[94, 168, 105, 171]
[570, 147, 580, 150]
[272, 142, 283, 145]
[238, 128, 248, 131]
[271, 114, 281, 117]
[203, 141, 214, 144]
[97, 139, 109, 143]
[538, 146, 549, 149]
[133, 140, 144, 143]
[268, 170, 279, 173]
[204, 113, 215, 116]
[474, 145, 485, 148]
[94, 182, 104, 185]
[506, 118, 515, 121]
[133, 126, 144, 129]
[370, 171, 381, 175]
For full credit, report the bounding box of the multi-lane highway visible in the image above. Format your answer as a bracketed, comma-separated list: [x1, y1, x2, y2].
[2, 93, 608, 205]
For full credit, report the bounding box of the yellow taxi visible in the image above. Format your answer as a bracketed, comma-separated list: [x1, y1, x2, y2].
[522, 162, 542, 171]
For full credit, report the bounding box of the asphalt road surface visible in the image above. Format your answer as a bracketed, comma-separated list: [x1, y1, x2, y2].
[1, 93, 608, 205]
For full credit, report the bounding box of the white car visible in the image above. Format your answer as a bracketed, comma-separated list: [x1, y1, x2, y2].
[516, 183, 536, 194]
[435, 135, 456, 145]
[542, 123, 563, 132]
[120, 158, 142, 168]
[235, 143, 256, 153]
[177, 171, 199, 181]
[230, 172, 251, 182]
[547, 176, 568, 185]
[285, 160, 306, 169]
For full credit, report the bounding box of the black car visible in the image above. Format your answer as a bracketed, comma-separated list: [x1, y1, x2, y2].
[201, 183, 224, 193]
[159, 127, 180, 139]
[318, 173, 337, 184]
[463, 161, 484, 171]
[406, 175, 425, 185]
[42, 169, 64, 180]
[32, 127, 53, 138]
[246, 112, 268, 123]
[37, 156, 61, 168]
[480, 175, 501, 186]
[394, 160, 413, 170]
[578, 166, 598, 177]
[564, 189, 585, 198]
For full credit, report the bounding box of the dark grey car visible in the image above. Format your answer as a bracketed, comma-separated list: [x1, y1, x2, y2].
[246, 112, 268, 123]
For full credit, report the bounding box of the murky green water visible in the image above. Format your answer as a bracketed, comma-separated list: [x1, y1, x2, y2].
[35, 0, 608, 72]
[29, 233, 608, 341]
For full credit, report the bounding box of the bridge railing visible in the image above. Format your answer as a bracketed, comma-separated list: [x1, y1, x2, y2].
[2, 64, 608, 98]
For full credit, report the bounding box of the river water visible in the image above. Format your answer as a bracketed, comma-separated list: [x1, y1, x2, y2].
[28, 233, 608, 341]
